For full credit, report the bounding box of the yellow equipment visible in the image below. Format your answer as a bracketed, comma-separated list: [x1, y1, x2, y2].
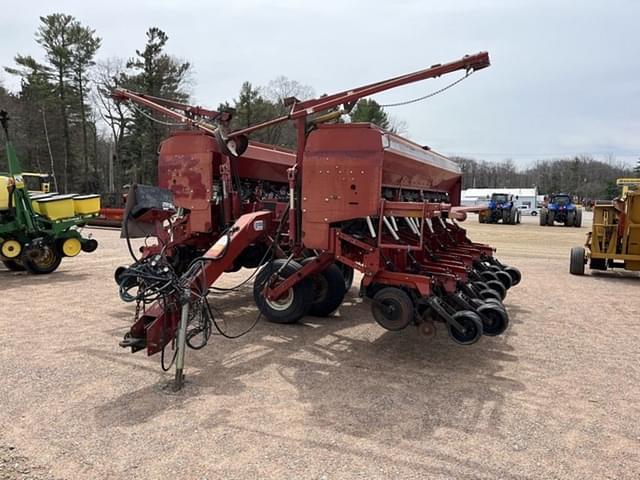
[61, 237, 82, 257]
[570, 178, 640, 274]
[72, 194, 101, 215]
[36, 195, 76, 221]
[0, 176, 9, 210]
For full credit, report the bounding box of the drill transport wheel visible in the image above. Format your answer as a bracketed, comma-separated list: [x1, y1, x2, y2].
[301, 258, 346, 317]
[371, 287, 414, 331]
[254, 259, 314, 324]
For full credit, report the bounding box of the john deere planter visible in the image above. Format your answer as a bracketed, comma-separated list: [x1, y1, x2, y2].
[0, 111, 99, 274]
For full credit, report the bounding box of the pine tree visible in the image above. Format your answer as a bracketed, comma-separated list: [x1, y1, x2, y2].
[349, 99, 391, 130]
[35, 14, 77, 192]
[119, 28, 191, 184]
[68, 23, 101, 192]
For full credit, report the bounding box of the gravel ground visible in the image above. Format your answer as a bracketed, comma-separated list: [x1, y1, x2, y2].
[1, 214, 639, 479]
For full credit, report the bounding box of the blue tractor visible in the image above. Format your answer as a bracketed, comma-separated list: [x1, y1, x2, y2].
[479, 193, 521, 224]
[540, 193, 582, 227]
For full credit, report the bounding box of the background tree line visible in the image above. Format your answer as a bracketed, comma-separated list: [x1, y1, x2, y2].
[1, 13, 638, 202]
[454, 156, 638, 200]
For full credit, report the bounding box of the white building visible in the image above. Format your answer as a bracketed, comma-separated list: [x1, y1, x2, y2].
[461, 187, 538, 208]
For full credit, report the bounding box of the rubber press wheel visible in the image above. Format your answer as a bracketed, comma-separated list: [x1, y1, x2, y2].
[486, 279, 507, 300]
[494, 270, 513, 290]
[371, 287, 414, 331]
[503, 266, 522, 286]
[447, 311, 483, 345]
[301, 258, 346, 317]
[253, 259, 314, 324]
[477, 303, 509, 336]
[22, 245, 62, 274]
[2, 259, 26, 271]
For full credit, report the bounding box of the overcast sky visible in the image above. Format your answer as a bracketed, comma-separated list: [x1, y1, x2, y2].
[1, 0, 638, 167]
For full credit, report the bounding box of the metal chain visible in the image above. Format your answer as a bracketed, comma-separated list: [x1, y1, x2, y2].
[134, 297, 142, 324]
[379, 70, 473, 108]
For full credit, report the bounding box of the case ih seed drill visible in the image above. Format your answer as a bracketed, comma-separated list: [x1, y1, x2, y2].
[113, 52, 521, 389]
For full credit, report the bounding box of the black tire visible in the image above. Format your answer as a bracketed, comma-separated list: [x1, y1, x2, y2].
[531, 211, 538, 216]
[540, 209, 547, 226]
[253, 259, 314, 324]
[479, 270, 499, 283]
[547, 210, 555, 226]
[447, 311, 483, 345]
[371, 287, 414, 331]
[301, 259, 346, 317]
[503, 266, 522, 286]
[477, 303, 509, 336]
[569, 246, 585, 275]
[502, 210, 510, 224]
[2, 259, 26, 271]
[81, 238, 99, 253]
[472, 281, 491, 292]
[574, 209, 582, 227]
[22, 246, 62, 274]
[494, 270, 513, 290]
[565, 211, 575, 227]
[479, 288, 502, 303]
[486, 279, 507, 300]
[338, 264, 354, 292]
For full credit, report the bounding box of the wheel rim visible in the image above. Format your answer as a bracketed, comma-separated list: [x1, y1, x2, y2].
[265, 288, 295, 311]
[1, 240, 22, 258]
[62, 238, 82, 257]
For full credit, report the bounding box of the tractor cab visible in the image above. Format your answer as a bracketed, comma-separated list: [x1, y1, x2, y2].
[548, 194, 574, 210]
[489, 193, 511, 208]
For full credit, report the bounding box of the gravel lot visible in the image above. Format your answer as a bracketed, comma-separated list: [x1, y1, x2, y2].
[1, 214, 639, 479]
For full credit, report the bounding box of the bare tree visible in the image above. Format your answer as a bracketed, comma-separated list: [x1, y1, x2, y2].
[92, 57, 131, 192]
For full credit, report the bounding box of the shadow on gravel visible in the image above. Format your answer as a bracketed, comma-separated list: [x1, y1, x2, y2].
[0, 269, 93, 285]
[94, 285, 526, 458]
[588, 270, 640, 283]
